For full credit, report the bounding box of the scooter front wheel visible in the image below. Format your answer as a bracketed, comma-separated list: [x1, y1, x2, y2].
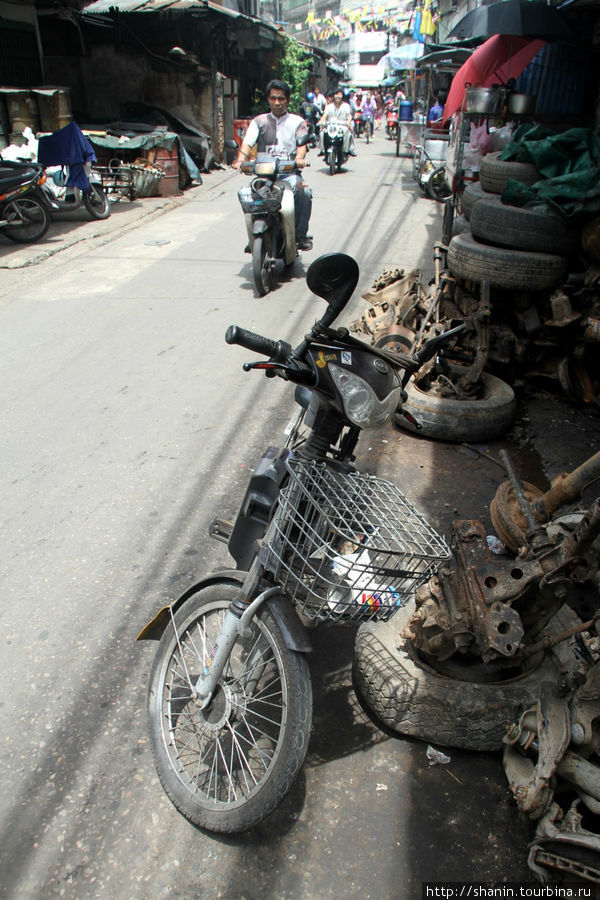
[252, 233, 274, 295]
[83, 183, 111, 220]
[2, 197, 49, 243]
[147, 583, 313, 833]
[329, 149, 336, 176]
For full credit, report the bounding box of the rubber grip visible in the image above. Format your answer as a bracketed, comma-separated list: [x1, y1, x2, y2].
[225, 325, 278, 357]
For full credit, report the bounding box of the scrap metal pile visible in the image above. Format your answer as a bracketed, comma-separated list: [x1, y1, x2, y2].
[350, 256, 600, 439]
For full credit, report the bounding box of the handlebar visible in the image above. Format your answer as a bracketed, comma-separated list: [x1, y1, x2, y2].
[226, 321, 466, 383]
[225, 325, 291, 363]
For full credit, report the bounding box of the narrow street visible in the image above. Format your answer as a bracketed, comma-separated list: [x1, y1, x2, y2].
[1, 133, 585, 899]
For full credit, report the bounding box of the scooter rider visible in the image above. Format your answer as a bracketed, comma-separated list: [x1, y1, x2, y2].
[318, 87, 357, 157]
[232, 79, 313, 251]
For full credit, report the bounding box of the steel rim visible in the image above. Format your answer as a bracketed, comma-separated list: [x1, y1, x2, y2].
[159, 601, 289, 809]
[5, 198, 46, 239]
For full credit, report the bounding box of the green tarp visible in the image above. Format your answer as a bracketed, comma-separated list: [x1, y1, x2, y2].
[500, 123, 600, 218]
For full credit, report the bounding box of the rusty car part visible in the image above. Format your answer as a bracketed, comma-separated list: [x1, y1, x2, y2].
[503, 683, 571, 818]
[406, 500, 600, 665]
[373, 324, 415, 354]
[491, 449, 600, 551]
[529, 801, 600, 885]
[503, 665, 600, 884]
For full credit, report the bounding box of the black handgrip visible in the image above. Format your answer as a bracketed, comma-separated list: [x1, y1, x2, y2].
[225, 326, 293, 364]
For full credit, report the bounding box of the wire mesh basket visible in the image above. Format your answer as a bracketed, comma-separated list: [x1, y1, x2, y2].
[260, 458, 451, 623]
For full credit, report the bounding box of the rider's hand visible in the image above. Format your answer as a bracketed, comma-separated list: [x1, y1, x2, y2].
[231, 158, 242, 170]
[295, 157, 307, 169]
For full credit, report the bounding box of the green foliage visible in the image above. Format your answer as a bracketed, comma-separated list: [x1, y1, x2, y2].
[279, 36, 312, 113]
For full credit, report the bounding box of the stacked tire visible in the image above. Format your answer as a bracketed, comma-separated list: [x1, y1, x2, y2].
[448, 152, 575, 292]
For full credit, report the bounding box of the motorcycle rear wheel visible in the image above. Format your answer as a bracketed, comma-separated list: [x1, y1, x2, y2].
[83, 184, 111, 220]
[148, 583, 313, 833]
[2, 197, 49, 243]
[252, 233, 274, 296]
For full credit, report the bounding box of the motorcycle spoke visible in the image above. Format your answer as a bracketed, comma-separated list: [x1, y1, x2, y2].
[160, 604, 287, 806]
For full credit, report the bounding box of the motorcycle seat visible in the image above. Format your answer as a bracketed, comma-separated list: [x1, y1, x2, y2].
[0, 164, 37, 194]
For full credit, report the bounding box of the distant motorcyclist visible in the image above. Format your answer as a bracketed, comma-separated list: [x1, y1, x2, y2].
[231, 79, 313, 251]
[318, 87, 357, 157]
[299, 92, 320, 138]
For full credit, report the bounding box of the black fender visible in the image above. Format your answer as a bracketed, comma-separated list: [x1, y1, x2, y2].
[137, 569, 312, 653]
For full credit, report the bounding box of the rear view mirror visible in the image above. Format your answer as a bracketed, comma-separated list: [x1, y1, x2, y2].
[306, 253, 359, 328]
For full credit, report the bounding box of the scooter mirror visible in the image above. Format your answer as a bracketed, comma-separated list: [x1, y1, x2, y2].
[297, 133, 314, 148]
[306, 253, 360, 327]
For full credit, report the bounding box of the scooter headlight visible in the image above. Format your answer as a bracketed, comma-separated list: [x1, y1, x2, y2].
[330, 365, 401, 428]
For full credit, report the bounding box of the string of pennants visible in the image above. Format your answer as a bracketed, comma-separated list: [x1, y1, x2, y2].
[300, 1, 438, 42]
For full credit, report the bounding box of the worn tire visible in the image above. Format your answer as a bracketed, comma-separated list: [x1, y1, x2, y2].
[479, 151, 540, 194]
[470, 196, 579, 255]
[447, 232, 567, 290]
[395, 365, 515, 442]
[148, 583, 313, 833]
[83, 184, 111, 220]
[354, 603, 582, 751]
[462, 181, 488, 220]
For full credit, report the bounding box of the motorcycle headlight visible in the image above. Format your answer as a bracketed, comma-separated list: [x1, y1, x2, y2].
[254, 161, 277, 176]
[327, 123, 340, 137]
[330, 365, 401, 428]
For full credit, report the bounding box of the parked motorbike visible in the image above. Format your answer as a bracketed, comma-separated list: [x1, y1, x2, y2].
[0, 159, 52, 243]
[41, 163, 110, 221]
[232, 133, 313, 296]
[323, 122, 350, 175]
[139, 252, 464, 833]
[385, 103, 399, 141]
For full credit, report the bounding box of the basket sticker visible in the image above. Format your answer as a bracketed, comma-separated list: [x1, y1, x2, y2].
[341, 351, 352, 365]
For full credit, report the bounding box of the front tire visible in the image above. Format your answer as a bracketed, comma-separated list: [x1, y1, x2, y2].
[83, 183, 111, 220]
[2, 197, 49, 243]
[252, 233, 274, 296]
[148, 583, 313, 833]
[329, 149, 336, 176]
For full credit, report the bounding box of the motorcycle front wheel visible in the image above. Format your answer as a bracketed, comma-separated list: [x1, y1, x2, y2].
[252, 233, 274, 295]
[83, 184, 111, 220]
[147, 583, 313, 833]
[329, 149, 336, 176]
[2, 197, 49, 243]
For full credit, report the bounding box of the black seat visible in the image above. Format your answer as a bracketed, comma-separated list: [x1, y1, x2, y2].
[0, 161, 38, 194]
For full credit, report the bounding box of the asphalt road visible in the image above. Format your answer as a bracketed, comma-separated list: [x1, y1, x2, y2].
[1, 134, 536, 899]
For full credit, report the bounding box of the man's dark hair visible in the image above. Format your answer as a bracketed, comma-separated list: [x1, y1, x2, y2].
[266, 79, 290, 99]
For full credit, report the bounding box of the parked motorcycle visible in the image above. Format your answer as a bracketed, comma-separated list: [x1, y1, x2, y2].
[232, 133, 313, 296]
[139, 252, 464, 833]
[41, 163, 110, 221]
[0, 159, 52, 243]
[323, 122, 350, 175]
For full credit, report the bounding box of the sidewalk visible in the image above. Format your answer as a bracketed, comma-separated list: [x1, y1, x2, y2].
[0, 167, 236, 270]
